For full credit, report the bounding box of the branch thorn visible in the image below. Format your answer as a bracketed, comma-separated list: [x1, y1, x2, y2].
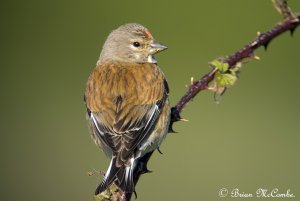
[290, 27, 297, 36]
[133, 191, 138, 200]
[157, 147, 163, 154]
[263, 42, 270, 50]
[168, 126, 178, 133]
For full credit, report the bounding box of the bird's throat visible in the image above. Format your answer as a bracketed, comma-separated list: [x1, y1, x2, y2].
[147, 56, 157, 63]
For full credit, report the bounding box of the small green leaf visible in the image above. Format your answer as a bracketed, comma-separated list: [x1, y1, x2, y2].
[210, 60, 222, 68]
[215, 71, 237, 87]
[210, 59, 229, 72]
[208, 59, 242, 103]
[94, 193, 110, 201]
[221, 63, 229, 72]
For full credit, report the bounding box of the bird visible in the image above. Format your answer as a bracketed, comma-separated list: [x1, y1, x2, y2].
[84, 23, 170, 195]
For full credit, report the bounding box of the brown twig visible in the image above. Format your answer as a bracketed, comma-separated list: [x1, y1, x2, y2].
[95, 7, 300, 201]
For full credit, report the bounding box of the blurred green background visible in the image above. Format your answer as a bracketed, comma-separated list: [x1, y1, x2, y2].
[1, 0, 299, 200]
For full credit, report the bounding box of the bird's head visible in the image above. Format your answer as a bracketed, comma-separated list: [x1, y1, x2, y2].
[98, 23, 167, 64]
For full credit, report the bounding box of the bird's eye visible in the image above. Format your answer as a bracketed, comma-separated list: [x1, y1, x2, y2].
[133, 42, 141, 47]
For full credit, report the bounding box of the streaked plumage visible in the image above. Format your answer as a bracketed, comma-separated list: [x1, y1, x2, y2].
[84, 23, 170, 194]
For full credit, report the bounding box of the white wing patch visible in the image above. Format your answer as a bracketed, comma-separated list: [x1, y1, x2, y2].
[91, 113, 104, 137]
[145, 105, 159, 128]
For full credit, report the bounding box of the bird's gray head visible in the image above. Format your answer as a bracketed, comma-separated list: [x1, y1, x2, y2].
[97, 23, 167, 64]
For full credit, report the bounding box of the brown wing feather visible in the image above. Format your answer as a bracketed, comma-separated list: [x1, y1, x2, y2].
[85, 62, 167, 167]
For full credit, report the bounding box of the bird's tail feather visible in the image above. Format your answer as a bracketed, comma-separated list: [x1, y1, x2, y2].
[115, 160, 134, 192]
[95, 157, 135, 195]
[95, 156, 119, 195]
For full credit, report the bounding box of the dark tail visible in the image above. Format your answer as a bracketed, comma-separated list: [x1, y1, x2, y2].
[95, 156, 135, 195]
[114, 161, 134, 192]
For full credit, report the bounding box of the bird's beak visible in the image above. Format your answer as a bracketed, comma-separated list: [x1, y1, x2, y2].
[150, 41, 168, 54]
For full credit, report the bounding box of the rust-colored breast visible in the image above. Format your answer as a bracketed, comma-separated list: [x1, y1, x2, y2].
[85, 62, 165, 125]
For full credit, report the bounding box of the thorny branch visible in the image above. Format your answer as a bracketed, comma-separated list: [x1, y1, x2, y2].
[95, 1, 300, 201]
[172, 13, 300, 119]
